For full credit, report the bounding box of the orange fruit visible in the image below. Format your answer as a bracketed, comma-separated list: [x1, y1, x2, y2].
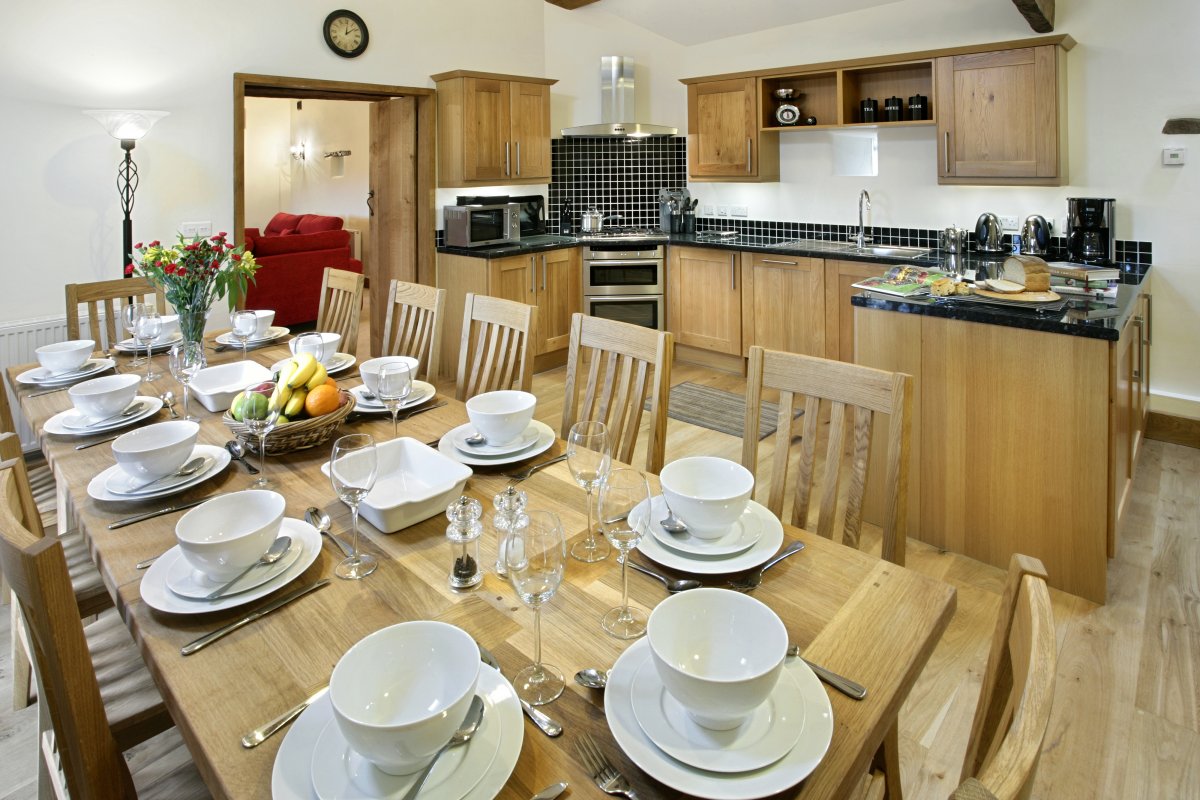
[304, 384, 340, 417]
[325, 376, 337, 388]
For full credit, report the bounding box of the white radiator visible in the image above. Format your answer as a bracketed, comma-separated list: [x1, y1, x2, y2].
[1, 314, 70, 451]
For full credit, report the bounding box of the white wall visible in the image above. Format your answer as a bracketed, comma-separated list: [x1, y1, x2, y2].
[244, 97, 293, 229]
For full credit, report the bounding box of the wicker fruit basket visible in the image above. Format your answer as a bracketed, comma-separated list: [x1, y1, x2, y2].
[222, 389, 355, 455]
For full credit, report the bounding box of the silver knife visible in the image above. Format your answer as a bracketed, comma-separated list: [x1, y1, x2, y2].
[76, 434, 120, 450]
[477, 641, 563, 737]
[107, 494, 225, 529]
[530, 782, 569, 800]
[181, 579, 330, 656]
[241, 685, 329, 748]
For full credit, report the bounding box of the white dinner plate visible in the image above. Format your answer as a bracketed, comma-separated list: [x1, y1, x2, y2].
[646, 495, 762, 557]
[451, 424, 540, 457]
[605, 638, 833, 799]
[115, 333, 183, 352]
[87, 444, 229, 503]
[629, 653, 805, 773]
[43, 396, 164, 436]
[105, 454, 218, 496]
[140, 518, 320, 615]
[272, 663, 523, 800]
[271, 352, 356, 377]
[215, 325, 291, 346]
[632, 499, 784, 575]
[348, 382, 435, 414]
[165, 533, 304, 599]
[438, 420, 554, 467]
[16, 358, 114, 386]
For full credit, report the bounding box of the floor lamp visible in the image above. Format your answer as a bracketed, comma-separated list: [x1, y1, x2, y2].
[84, 109, 169, 276]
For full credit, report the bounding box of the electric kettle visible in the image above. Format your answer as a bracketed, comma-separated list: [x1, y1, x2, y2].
[975, 213, 1005, 254]
[1021, 215, 1051, 255]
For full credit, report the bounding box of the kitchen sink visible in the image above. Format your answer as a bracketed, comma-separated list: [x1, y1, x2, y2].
[846, 245, 934, 259]
[768, 239, 853, 249]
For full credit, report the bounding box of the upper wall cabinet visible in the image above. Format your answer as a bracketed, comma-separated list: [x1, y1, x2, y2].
[686, 78, 779, 182]
[432, 70, 556, 187]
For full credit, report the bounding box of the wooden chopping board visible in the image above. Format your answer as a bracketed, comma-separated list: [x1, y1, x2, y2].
[974, 288, 1062, 303]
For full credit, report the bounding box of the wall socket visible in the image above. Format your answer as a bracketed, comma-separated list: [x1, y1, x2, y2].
[998, 215, 1020, 231]
[700, 204, 715, 216]
[731, 205, 749, 217]
[180, 221, 212, 238]
[716, 205, 730, 217]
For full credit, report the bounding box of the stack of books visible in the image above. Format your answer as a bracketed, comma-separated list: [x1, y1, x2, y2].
[1047, 262, 1120, 298]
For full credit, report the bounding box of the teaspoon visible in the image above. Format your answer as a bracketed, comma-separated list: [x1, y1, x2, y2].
[574, 668, 610, 690]
[204, 535, 292, 600]
[659, 500, 688, 534]
[130, 456, 207, 491]
[161, 390, 179, 418]
[225, 440, 260, 474]
[304, 506, 353, 558]
[464, 430, 488, 447]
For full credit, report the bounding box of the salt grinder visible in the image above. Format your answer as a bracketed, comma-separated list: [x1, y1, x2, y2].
[492, 486, 528, 577]
[445, 496, 483, 590]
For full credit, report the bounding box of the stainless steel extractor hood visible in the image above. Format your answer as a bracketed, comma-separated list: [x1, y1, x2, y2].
[561, 56, 677, 138]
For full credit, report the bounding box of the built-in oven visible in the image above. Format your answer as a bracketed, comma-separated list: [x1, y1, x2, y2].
[582, 243, 665, 331]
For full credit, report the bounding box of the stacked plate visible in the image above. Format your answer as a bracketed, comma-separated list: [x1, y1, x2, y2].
[87, 443, 230, 502]
[15, 358, 115, 387]
[43, 395, 163, 436]
[437, 420, 555, 466]
[114, 333, 183, 353]
[214, 325, 291, 347]
[347, 381, 436, 413]
[630, 495, 786, 575]
[272, 353, 357, 377]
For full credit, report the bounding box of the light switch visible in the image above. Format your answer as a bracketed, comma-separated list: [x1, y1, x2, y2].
[1162, 147, 1186, 166]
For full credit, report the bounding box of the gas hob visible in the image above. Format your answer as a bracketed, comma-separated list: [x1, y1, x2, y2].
[576, 227, 670, 242]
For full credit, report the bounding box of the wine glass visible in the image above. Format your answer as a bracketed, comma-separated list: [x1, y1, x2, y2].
[377, 362, 412, 438]
[134, 309, 162, 381]
[237, 381, 282, 488]
[168, 341, 205, 421]
[599, 468, 652, 639]
[505, 510, 566, 705]
[121, 303, 145, 366]
[329, 434, 379, 580]
[230, 310, 257, 360]
[567, 420, 611, 562]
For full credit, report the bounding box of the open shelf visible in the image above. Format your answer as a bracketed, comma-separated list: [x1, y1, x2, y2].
[760, 71, 838, 129]
[841, 61, 934, 125]
[758, 60, 934, 131]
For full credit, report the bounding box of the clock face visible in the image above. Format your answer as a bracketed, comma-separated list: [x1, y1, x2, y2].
[324, 10, 368, 58]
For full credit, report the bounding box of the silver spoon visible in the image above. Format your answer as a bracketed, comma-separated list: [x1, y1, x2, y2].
[161, 390, 179, 418]
[574, 668, 610, 690]
[130, 456, 207, 491]
[204, 535, 292, 600]
[622, 556, 702, 593]
[304, 506, 353, 558]
[401, 695, 485, 800]
[225, 440, 260, 474]
[464, 430, 488, 447]
[659, 499, 688, 534]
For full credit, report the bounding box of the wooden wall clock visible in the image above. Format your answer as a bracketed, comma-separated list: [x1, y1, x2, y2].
[323, 9, 369, 58]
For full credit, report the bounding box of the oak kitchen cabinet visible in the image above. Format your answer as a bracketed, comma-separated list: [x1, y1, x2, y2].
[685, 78, 779, 182]
[667, 245, 743, 357]
[824, 259, 889, 363]
[741, 252, 825, 358]
[432, 71, 556, 187]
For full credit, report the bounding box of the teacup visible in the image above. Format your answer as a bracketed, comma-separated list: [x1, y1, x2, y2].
[111, 420, 199, 482]
[175, 490, 285, 582]
[465, 390, 536, 446]
[659, 456, 755, 540]
[36, 339, 94, 375]
[290, 331, 342, 365]
[68, 373, 141, 422]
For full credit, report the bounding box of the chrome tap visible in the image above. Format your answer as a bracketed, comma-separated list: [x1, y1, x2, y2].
[856, 190, 872, 249]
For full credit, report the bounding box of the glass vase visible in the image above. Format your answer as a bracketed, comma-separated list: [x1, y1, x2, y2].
[177, 308, 208, 346]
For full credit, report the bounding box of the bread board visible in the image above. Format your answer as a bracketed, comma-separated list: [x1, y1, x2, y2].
[974, 288, 1062, 304]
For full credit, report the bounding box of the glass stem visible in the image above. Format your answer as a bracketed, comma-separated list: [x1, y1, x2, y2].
[181, 384, 189, 418]
[242, 342, 248, 361]
[532, 604, 543, 674]
[620, 550, 630, 611]
[585, 488, 595, 547]
[258, 434, 267, 475]
[391, 408, 399, 438]
[350, 504, 361, 563]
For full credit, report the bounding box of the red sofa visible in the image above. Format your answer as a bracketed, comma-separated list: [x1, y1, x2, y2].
[242, 213, 363, 326]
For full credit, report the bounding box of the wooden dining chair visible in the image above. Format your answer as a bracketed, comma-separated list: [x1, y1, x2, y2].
[951, 554, 1057, 800]
[560, 313, 674, 473]
[455, 293, 537, 401]
[65, 277, 165, 351]
[0, 461, 208, 799]
[380, 279, 446, 383]
[315, 267, 366, 357]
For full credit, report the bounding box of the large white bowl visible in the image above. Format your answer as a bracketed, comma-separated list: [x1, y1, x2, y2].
[252, 309, 276, 338]
[359, 356, 420, 395]
[68, 373, 141, 421]
[659, 456, 755, 540]
[320, 437, 472, 533]
[36, 339, 94, 375]
[647, 588, 788, 730]
[289, 331, 342, 365]
[111, 420, 199, 481]
[330, 621, 480, 775]
[189, 361, 273, 412]
[465, 390, 536, 447]
[175, 490, 285, 581]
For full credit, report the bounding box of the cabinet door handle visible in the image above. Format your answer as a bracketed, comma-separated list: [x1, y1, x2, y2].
[1143, 292, 1152, 345]
[746, 138, 752, 174]
[731, 254, 737, 290]
[541, 255, 547, 291]
[505, 142, 511, 177]
[943, 131, 950, 174]
[1132, 317, 1144, 381]
[529, 256, 535, 294]
[516, 142, 521, 176]
[760, 258, 797, 266]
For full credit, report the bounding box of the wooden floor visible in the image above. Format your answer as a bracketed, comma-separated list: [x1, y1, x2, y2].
[2, 357, 1197, 799]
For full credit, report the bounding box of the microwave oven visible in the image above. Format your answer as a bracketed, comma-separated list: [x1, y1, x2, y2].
[444, 203, 521, 248]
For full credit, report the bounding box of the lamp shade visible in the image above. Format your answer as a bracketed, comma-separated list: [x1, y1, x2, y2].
[84, 109, 169, 141]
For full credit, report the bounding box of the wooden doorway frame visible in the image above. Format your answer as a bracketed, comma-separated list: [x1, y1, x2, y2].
[232, 73, 437, 288]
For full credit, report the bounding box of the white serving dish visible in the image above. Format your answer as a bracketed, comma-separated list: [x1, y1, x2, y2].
[321, 437, 471, 533]
[111, 420, 199, 482]
[36, 339, 94, 374]
[189, 361, 273, 412]
[175, 490, 285, 581]
[68, 373, 141, 421]
[659, 456, 755, 540]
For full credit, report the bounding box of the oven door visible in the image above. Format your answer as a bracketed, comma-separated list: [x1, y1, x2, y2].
[583, 260, 664, 296]
[584, 295, 665, 331]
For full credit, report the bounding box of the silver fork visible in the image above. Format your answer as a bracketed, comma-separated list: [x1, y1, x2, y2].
[503, 453, 568, 482]
[575, 732, 639, 799]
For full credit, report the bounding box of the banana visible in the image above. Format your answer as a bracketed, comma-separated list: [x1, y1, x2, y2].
[284, 387, 308, 418]
[276, 358, 298, 389]
[270, 381, 292, 408]
[304, 361, 328, 391]
[288, 353, 317, 388]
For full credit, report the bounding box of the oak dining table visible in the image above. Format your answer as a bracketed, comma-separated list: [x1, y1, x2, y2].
[11, 334, 956, 800]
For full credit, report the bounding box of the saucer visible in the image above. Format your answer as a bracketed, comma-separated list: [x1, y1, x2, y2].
[349, 382, 435, 414]
[140, 518, 321, 615]
[272, 664, 523, 800]
[272, 352, 356, 377]
[17, 358, 114, 386]
[115, 333, 183, 352]
[632, 499, 784, 575]
[646, 495, 762, 557]
[43, 396, 163, 436]
[215, 325, 290, 346]
[105, 454, 217, 496]
[438, 420, 554, 467]
[451, 425, 539, 457]
[165, 534, 304, 599]
[604, 638, 833, 799]
[62, 397, 160, 431]
[629, 653, 804, 773]
[87, 444, 229, 503]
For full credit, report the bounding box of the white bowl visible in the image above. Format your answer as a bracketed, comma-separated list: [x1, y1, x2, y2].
[465, 390, 536, 447]
[111, 420, 199, 481]
[359, 356, 420, 395]
[68, 373, 141, 421]
[175, 490, 285, 581]
[189, 361, 273, 412]
[659, 457, 755, 540]
[250, 310, 276, 338]
[155, 314, 180, 343]
[36, 339, 94, 375]
[330, 621, 480, 775]
[320, 437, 472, 533]
[290, 331, 342, 365]
[647, 588, 788, 730]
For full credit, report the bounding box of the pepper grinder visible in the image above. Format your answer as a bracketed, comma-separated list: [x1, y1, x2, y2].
[445, 496, 483, 590]
[492, 485, 528, 577]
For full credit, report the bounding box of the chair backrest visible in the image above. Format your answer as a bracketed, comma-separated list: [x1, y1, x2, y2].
[65, 278, 165, 351]
[381, 280, 446, 383]
[455, 293, 537, 401]
[954, 554, 1057, 800]
[316, 268, 366, 357]
[560, 314, 674, 473]
[0, 372, 41, 538]
[741, 346, 912, 565]
[0, 461, 136, 798]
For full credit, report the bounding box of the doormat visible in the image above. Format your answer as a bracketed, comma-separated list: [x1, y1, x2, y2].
[645, 382, 802, 439]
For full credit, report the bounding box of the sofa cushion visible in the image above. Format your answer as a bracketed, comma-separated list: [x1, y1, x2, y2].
[295, 214, 344, 234]
[264, 212, 304, 236]
[248, 229, 350, 257]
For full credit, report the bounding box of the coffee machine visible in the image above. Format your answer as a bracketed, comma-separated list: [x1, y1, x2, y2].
[1066, 197, 1116, 264]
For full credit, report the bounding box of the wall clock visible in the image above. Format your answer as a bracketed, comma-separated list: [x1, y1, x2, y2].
[323, 9, 368, 58]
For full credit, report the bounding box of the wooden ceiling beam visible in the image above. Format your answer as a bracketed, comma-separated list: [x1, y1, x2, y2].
[1012, 0, 1055, 33]
[545, 0, 602, 9]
